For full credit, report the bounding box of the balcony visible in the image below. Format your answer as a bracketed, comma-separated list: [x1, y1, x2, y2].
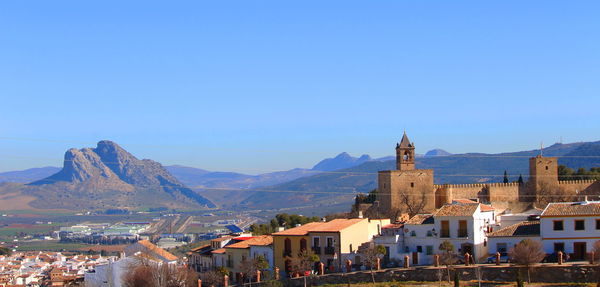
[324, 246, 335, 255]
[312, 246, 321, 254]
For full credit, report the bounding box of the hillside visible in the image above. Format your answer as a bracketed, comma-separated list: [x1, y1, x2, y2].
[239, 141, 600, 210]
[0, 167, 61, 183]
[13, 140, 216, 210]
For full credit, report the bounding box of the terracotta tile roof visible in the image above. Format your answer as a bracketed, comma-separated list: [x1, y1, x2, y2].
[212, 248, 226, 254]
[134, 240, 178, 261]
[211, 236, 233, 242]
[190, 244, 210, 252]
[488, 221, 540, 237]
[273, 219, 365, 235]
[225, 235, 273, 249]
[405, 214, 434, 225]
[453, 199, 494, 212]
[542, 201, 600, 217]
[434, 203, 479, 217]
[272, 222, 324, 236]
[308, 219, 365, 232]
[382, 223, 404, 229]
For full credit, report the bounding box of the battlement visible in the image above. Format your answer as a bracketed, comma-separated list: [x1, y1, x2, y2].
[558, 179, 597, 185]
[434, 182, 520, 189]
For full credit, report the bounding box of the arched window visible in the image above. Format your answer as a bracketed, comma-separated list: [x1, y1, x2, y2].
[284, 238, 292, 257]
[403, 151, 409, 161]
[300, 238, 307, 252]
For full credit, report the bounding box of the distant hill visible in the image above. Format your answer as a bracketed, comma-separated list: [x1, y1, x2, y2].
[312, 152, 372, 171]
[239, 141, 600, 210]
[17, 140, 216, 210]
[424, 149, 452, 157]
[0, 167, 61, 183]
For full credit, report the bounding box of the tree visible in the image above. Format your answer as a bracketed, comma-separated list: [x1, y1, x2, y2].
[123, 257, 197, 287]
[503, 170, 509, 183]
[438, 241, 457, 283]
[518, 174, 524, 185]
[509, 239, 545, 283]
[400, 187, 428, 217]
[0, 247, 12, 256]
[198, 270, 224, 287]
[239, 255, 270, 285]
[535, 182, 574, 208]
[359, 243, 386, 284]
[288, 249, 319, 277]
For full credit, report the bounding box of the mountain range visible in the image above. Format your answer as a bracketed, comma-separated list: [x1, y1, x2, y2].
[2, 140, 600, 213]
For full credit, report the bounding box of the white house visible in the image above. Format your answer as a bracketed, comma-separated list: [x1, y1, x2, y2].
[540, 200, 600, 260]
[487, 221, 540, 254]
[402, 214, 439, 265]
[432, 202, 495, 262]
[375, 201, 496, 265]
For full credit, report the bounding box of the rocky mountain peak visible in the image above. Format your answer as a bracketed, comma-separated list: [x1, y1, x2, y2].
[28, 140, 215, 209]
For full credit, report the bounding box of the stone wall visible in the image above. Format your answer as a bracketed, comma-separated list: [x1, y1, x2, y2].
[276, 265, 599, 286]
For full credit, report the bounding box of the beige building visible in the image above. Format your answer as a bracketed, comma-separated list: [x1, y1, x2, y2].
[272, 218, 389, 275]
[223, 235, 273, 281]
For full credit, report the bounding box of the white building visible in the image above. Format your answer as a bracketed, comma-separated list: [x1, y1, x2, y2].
[432, 202, 495, 262]
[374, 201, 496, 265]
[487, 221, 540, 254]
[540, 200, 600, 260]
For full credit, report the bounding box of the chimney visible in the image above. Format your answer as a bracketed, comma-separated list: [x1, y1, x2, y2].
[358, 211, 363, 219]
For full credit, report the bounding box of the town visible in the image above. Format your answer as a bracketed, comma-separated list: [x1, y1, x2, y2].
[1, 135, 599, 286]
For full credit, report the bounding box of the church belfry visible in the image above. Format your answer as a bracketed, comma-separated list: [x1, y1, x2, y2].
[396, 132, 415, 171]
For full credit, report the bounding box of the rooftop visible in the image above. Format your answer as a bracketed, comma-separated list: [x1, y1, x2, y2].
[134, 240, 178, 261]
[405, 214, 434, 225]
[434, 203, 479, 217]
[542, 201, 600, 217]
[273, 219, 366, 236]
[225, 235, 273, 249]
[488, 221, 540, 237]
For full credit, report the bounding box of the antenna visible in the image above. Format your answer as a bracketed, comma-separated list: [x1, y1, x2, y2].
[540, 141, 544, 157]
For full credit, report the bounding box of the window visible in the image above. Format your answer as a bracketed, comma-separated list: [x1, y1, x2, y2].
[300, 238, 307, 251]
[575, 220, 585, 231]
[426, 230, 433, 237]
[596, 219, 600, 230]
[497, 243, 507, 253]
[458, 220, 468, 238]
[410, 182, 414, 188]
[410, 230, 416, 237]
[545, 166, 548, 170]
[426, 245, 433, 255]
[553, 220, 564, 231]
[313, 237, 320, 247]
[326, 237, 334, 248]
[416, 246, 423, 253]
[441, 221, 450, 238]
[284, 238, 292, 257]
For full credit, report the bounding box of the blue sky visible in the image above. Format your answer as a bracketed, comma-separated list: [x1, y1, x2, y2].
[1, 1, 599, 174]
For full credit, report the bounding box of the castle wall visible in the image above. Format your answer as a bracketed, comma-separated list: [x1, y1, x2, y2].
[558, 180, 600, 200]
[378, 169, 435, 213]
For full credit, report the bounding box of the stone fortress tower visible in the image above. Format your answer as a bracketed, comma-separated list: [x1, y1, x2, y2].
[377, 133, 600, 214]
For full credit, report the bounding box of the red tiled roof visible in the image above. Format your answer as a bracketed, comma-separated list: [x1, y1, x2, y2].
[488, 221, 540, 237]
[273, 219, 366, 236]
[226, 235, 273, 249]
[405, 214, 434, 225]
[542, 201, 600, 217]
[135, 240, 178, 261]
[434, 204, 479, 217]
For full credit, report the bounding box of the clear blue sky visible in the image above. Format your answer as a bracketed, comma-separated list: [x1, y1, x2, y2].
[1, 1, 599, 174]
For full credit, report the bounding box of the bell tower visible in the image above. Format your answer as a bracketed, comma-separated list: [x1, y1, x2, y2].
[396, 132, 415, 171]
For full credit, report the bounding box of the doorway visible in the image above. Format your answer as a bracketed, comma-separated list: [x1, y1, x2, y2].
[573, 242, 587, 260]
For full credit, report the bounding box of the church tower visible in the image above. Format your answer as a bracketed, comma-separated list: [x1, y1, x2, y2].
[396, 132, 415, 171]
